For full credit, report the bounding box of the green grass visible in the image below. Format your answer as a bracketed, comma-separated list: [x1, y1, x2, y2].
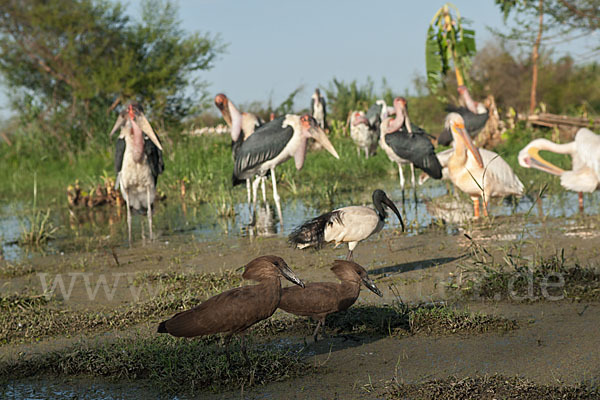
[0, 123, 568, 213]
[453, 246, 600, 302]
[0, 270, 242, 344]
[0, 334, 312, 394]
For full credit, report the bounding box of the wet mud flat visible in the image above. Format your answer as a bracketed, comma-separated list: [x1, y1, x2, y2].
[1, 214, 600, 399]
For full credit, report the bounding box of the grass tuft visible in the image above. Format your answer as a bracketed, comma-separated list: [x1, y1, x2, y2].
[0, 334, 312, 394]
[384, 375, 600, 400]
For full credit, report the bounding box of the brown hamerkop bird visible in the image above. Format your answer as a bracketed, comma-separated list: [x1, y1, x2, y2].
[278, 260, 383, 342]
[157, 255, 304, 357]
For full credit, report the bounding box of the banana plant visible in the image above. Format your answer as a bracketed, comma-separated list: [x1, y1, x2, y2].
[426, 3, 476, 92]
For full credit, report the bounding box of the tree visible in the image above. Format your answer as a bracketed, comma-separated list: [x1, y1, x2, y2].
[425, 3, 476, 93]
[0, 0, 223, 151]
[494, 0, 600, 114]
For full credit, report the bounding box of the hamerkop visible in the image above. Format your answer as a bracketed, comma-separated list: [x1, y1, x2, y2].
[278, 260, 383, 342]
[157, 255, 304, 354]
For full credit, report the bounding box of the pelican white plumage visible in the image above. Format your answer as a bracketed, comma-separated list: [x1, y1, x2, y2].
[288, 189, 404, 260]
[518, 128, 600, 212]
[445, 113, 524, 218]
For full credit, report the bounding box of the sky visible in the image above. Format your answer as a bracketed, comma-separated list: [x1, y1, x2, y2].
[0, 0, 598, 118]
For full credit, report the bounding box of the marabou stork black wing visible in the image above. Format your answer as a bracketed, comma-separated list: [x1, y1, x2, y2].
[115, 138, 126, 175]
[310, 97, 315, 115]
[385, 131, 442, 179]
[365, 103, 382, 130]
[321, 96, 327, 125]
[143, 134, 165, 185]
[232, 116, 294, 185]
[439, 105, 490, 145]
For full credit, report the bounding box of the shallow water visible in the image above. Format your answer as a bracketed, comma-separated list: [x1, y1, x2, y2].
[1, 179, 599, 262]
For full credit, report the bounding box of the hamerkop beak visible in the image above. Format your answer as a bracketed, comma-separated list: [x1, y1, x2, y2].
[362, 276, 383, 297]
[280, 263, 305, 288]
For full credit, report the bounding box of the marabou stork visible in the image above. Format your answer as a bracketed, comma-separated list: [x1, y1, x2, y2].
[289, 189, 404, 261]
[350, 111, 378, 158]
[310, 88, 327, 130]
[214, 93, 263, 143]
[379, 97, 443, 198]
[445, 113, 523, 218]
[438, 85, 489, 146]
[279, 260, 382, 342]
[233, 114, 339, 223]
[215, 93, 265, 208]
[158, 255, 304, 361]
[110, 102, 164, 245]
[518, 128, 600, 213]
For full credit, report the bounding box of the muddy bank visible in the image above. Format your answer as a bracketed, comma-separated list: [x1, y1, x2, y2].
[1, 211, 600, 398]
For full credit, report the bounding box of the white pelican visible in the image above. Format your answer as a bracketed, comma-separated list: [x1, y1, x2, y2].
[445, 113, 524, 218]
[518, 128, 600, 212]
[288, 189, 404, 260]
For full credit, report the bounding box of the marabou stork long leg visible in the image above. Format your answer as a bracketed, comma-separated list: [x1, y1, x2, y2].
[147, 187, 153, 241]
[410, 163, 417, 204]
[124, 189, 132, 246]
[398, 164, 405, 202]
[270, 168, 283, 227]
[578, 192, 584, 213]
[246, 179, 252, 211]
[251, 176, 261, 217]
[261, 176, 267, 204]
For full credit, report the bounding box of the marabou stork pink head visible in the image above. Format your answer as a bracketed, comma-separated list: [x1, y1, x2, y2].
[386, 97, 408, 133]
[352, 112, 369, 126]
[299, 114, 339, 159]
[109, 101, 163, 151]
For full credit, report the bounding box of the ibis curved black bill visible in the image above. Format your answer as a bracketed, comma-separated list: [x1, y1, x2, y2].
[382, 195, 405, 232]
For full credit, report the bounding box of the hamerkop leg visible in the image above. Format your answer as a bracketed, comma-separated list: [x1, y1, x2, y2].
[312, 320, 322, 343]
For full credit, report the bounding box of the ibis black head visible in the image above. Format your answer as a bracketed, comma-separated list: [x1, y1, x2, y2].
[372, 190, 405, 232]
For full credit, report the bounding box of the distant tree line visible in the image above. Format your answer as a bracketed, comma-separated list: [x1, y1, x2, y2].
[0, 0, 223, 152]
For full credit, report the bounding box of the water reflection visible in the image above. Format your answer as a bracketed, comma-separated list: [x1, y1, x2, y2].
[1, 180, 599, 262]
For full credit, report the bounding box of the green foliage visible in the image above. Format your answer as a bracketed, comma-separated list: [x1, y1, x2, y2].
[0, 0, 223, 151]
[324, 77, 394, 121]
[470, 40, 600, 114]
[426, 4, 476, 93]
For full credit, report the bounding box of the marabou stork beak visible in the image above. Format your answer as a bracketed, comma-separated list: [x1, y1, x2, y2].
[310, 126, 339, 159]
[452, 120, 483, 168]
[135, 112, 163, 151]
[382, 194, 405, 232]
[362, 276, 383, 297]
[279, 263, 305, 288]
[109, 114, 124, 137]
[526, 147, 565, 176]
